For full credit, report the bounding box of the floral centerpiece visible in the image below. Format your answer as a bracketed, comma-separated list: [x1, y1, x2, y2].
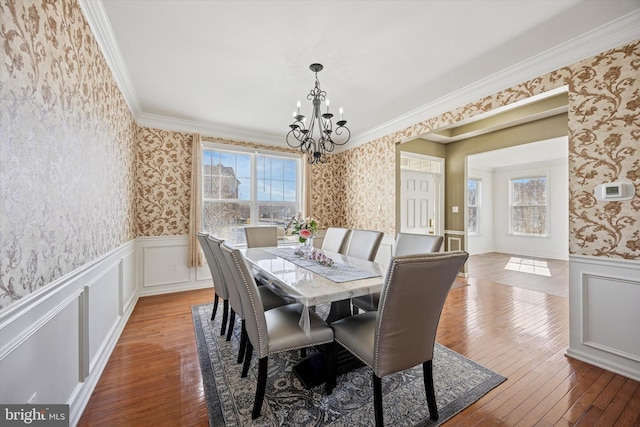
[286, 216, 319, 243]
[287, 215, 319, 256]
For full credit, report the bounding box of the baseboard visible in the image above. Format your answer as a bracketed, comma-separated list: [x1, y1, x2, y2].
[566, 347, 640, 383]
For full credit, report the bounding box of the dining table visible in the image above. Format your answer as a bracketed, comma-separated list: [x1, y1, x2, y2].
[241, 245, 385, 387]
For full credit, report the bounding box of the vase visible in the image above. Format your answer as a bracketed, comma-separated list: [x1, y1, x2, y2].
[299, 236, 314, 256]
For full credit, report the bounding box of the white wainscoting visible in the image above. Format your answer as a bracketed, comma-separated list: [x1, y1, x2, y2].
[0, 236, 214, 426]
[567, 255, 640, 382]
[0, 242, 137, 426]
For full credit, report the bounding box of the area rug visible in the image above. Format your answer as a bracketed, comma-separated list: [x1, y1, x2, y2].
[192, 303, 506, 426]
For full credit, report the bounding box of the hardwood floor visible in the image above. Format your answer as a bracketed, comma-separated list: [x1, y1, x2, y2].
[78, 258, 639, 426]
[467, 252, 569, 298]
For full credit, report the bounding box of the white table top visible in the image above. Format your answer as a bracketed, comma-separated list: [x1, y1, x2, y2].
[242, 247, 384, 308]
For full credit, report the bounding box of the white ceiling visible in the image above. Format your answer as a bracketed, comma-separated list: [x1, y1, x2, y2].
[468, 136, 568, 169]
[81, 1, 640, 150]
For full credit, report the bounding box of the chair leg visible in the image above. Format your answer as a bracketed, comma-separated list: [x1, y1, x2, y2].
[324, 342, 336, 395]
[252, 357, 268, 419]
[373, 374, 383, 427]
[242, 341, 253, 378]
[220, 300, 229, 336]
[300, 348, 307, 358]
[211, 296, 219, 321]
[226, 310, 236, 341]
[238, 320, 247, 364]
[423, 360, 439, 420]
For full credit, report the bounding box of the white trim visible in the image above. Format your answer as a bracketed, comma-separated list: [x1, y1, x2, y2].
[200, 145, 303, 235]
[508, 173, 550, 237]
[0, 289, 83, 362]
[77, 0, 141, 118]
[566, 347, 640, 383]
[569, 253, 640, 269]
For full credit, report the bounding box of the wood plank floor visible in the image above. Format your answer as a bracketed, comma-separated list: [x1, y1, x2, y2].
[78, 255, 639, 426]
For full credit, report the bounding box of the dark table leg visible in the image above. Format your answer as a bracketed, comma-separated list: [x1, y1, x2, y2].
[293, 299, 363, 389]
[325, 299, 353, 323]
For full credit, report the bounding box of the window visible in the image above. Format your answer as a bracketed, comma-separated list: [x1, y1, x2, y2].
[467, 178, 481, 234]
[202, 146, 300, 245]
[509, 175, 548, 236]
[400, 154, 442, 174]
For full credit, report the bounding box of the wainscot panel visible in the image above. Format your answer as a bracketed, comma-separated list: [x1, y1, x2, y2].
[567, 255, 640, 382]
[137, 236, 214, 297]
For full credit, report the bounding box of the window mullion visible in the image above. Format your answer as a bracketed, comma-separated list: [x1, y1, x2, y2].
[250, 153, 257, 226]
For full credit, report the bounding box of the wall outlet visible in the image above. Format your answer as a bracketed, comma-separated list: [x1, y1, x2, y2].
[27, 392, 37, 404]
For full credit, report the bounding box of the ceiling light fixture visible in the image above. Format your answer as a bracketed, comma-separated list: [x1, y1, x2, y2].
[286, 63, 350, 164]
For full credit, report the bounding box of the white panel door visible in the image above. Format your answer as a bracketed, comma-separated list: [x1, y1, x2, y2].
[401, 170, 441, 235]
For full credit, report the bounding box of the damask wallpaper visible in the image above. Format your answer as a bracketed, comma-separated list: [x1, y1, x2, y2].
[568, 45, 640, 258]
[136, 127, 192, 236]
[318, 40, 639, 260]
[0, 0, 137, 309]
[1, 0, 637, 311]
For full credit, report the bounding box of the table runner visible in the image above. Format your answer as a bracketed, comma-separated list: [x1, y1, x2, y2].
[264, 247, 381, 283]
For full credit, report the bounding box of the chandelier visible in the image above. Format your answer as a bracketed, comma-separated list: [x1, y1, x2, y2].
[286, 63, 351, 164]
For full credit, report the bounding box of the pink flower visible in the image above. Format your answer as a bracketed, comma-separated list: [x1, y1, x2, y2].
[299, 229, 312, 239]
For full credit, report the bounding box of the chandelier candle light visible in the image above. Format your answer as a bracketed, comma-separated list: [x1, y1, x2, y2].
[286, 63, 351, 164]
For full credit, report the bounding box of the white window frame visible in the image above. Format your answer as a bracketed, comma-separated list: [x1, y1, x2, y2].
[202, 142, 302, 243]
[467, 177, 481, 235]
[508, 173, 549, 237]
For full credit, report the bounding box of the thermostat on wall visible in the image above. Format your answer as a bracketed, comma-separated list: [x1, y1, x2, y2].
[595, 182, 634, 201]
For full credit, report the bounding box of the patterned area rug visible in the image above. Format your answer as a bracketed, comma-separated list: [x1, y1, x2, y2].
[192, 303, 506, 426]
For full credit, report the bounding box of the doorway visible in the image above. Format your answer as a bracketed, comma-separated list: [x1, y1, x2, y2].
[399, 153, 444, 237]
[465, 137, 568, 260]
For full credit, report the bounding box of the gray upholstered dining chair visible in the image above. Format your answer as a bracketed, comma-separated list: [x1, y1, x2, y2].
[351, 233, 444, 312]
[321, 227, 350, 253]
[220, 242, 335, 419]
[196, 231, 230, 335]
[343, 229, 384, 261]
[244, 226, 278, 248]
[393, 233, 443, 256]
[207, 235, 287, 364]
[330, 251, 468, 427]
[244, 226, 279, 286]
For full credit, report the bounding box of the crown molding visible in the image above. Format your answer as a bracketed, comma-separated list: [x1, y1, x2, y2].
[137, 113, 285, 147]
[346, 9, 640, 151]
[80, 2, 639, 150]
[78, 0, 141, 117]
